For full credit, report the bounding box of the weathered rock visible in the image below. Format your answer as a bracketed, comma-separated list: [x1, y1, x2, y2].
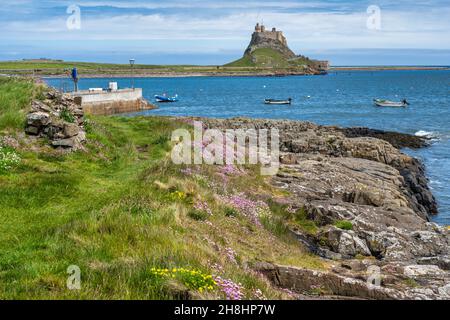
[418, 257, 450, 271]
[64, 123, 80, 138]
[200, 117, 449, 299]
[25, 88, 86, 151]
[320, 227, 371, 258]
[404, 265, 446, 278]
[26, 112, 50, 127]
[255, 263, 409, 300]
[76, 131, 87, 143]
[340, 127, 429, 149]
[438, 284, 450, 297]
[200, 117, 446, 260]
[255, 262, 449, 300]
[31, 100, 53, 113]
[25, 126, 40, 135]
[52, 138, 75, 149]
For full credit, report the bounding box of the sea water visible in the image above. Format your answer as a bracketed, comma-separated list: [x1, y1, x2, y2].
[46, 70, 450, 225]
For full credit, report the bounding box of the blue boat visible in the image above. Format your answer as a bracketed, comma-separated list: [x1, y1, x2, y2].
[155, 94, 178, 103]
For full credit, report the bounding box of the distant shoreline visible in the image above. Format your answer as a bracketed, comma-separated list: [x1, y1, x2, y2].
[330, 66, 449, 71]
[2, 64, 448, 80]
[41, 71, 317, 79]
[38, 66, 449, 80]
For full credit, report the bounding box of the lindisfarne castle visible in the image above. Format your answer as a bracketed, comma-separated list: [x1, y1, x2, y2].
[253, 23, 289, 47]
[245, 23, 297, 59]
[229, 23, 330, 73]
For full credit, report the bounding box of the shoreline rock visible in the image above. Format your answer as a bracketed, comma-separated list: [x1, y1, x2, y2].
[199, 117, 449, 299]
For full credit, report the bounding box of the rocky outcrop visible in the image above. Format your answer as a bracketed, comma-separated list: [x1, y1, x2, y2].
[200, 117, 449, 299]
[255, 262, 450, 300]
[245, 30, 296, 60]
[25, 90, 86, 151]
[228, 24, 329, 73]
[339, 127, 428, 149]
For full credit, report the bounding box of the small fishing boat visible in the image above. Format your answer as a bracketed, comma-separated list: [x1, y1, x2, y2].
[155, 94, 178, 103]
[264, 98, 292, 105]
[374, 99, 409, 107]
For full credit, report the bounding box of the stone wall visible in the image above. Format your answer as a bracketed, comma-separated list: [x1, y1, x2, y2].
[255, 31, 287, 46]
[81, 99, 155, 116]
[25, 90, 87, 151]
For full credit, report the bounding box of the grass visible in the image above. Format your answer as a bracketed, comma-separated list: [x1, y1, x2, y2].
[0, 78, 325, 299]
[265, 201, 319, 236]
[334, 220, 354, 231]
[226, 48, 314, 69]
[0, 59, 310, 77]
[226, 49, 289, 68]
[0, 60, 191, 71]
[60, 107, 75, 123]
[0, 77, 45, 130]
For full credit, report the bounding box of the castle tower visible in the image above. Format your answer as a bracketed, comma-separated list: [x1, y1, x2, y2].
[261, 24, 266, 32]
[255, 23, 261, 32]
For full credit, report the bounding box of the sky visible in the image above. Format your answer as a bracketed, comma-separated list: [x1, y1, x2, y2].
[0, 0, 449, 65]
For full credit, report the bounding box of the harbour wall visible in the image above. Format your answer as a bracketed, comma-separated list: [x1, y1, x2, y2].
[72, 88, 156, 116]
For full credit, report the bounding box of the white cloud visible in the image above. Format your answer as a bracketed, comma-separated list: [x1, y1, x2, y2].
[0, 0, 449, 56]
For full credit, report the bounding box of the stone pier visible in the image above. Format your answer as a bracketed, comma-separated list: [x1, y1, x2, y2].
[72, 88, 156, 116]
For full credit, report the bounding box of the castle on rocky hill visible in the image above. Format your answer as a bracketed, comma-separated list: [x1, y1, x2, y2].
[227, 23, 330, 73]
[245, 23, 297, 59]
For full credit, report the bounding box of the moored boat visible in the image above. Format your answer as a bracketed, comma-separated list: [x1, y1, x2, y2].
[374, 98, 409, 107]
[155, 94, 179, 103]
[264, 98, 292, 105]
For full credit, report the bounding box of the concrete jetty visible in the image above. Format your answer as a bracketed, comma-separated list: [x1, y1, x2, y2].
[71, 86, 156, 116]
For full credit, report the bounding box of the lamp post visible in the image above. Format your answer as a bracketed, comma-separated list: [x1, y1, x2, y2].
[129, 59, 135, 90]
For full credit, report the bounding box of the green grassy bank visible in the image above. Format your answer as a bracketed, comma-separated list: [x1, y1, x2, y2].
[226, 48, 313, 69]
[0, 77, 324, 299]
[0, 60, 308, 77]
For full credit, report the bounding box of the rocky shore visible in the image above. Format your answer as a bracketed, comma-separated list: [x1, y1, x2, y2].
[201, 117, 450, 299]
[20, 88, 450, 298]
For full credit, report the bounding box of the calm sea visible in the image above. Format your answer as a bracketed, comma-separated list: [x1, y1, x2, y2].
[46, 70, 450, 225]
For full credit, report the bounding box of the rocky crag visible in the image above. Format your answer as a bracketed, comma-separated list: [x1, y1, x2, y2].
[25, 89, 87, 151]
[228, 24, 329, 73]
[244, 24, 297, 60]
[202, 117, 450, 299]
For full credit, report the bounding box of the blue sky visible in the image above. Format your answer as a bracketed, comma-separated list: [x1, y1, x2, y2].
[0, 0, 449, 65]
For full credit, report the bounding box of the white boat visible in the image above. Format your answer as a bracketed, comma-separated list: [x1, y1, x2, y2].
[374, 99, 409, 107]
[264, 98, 292, 105]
